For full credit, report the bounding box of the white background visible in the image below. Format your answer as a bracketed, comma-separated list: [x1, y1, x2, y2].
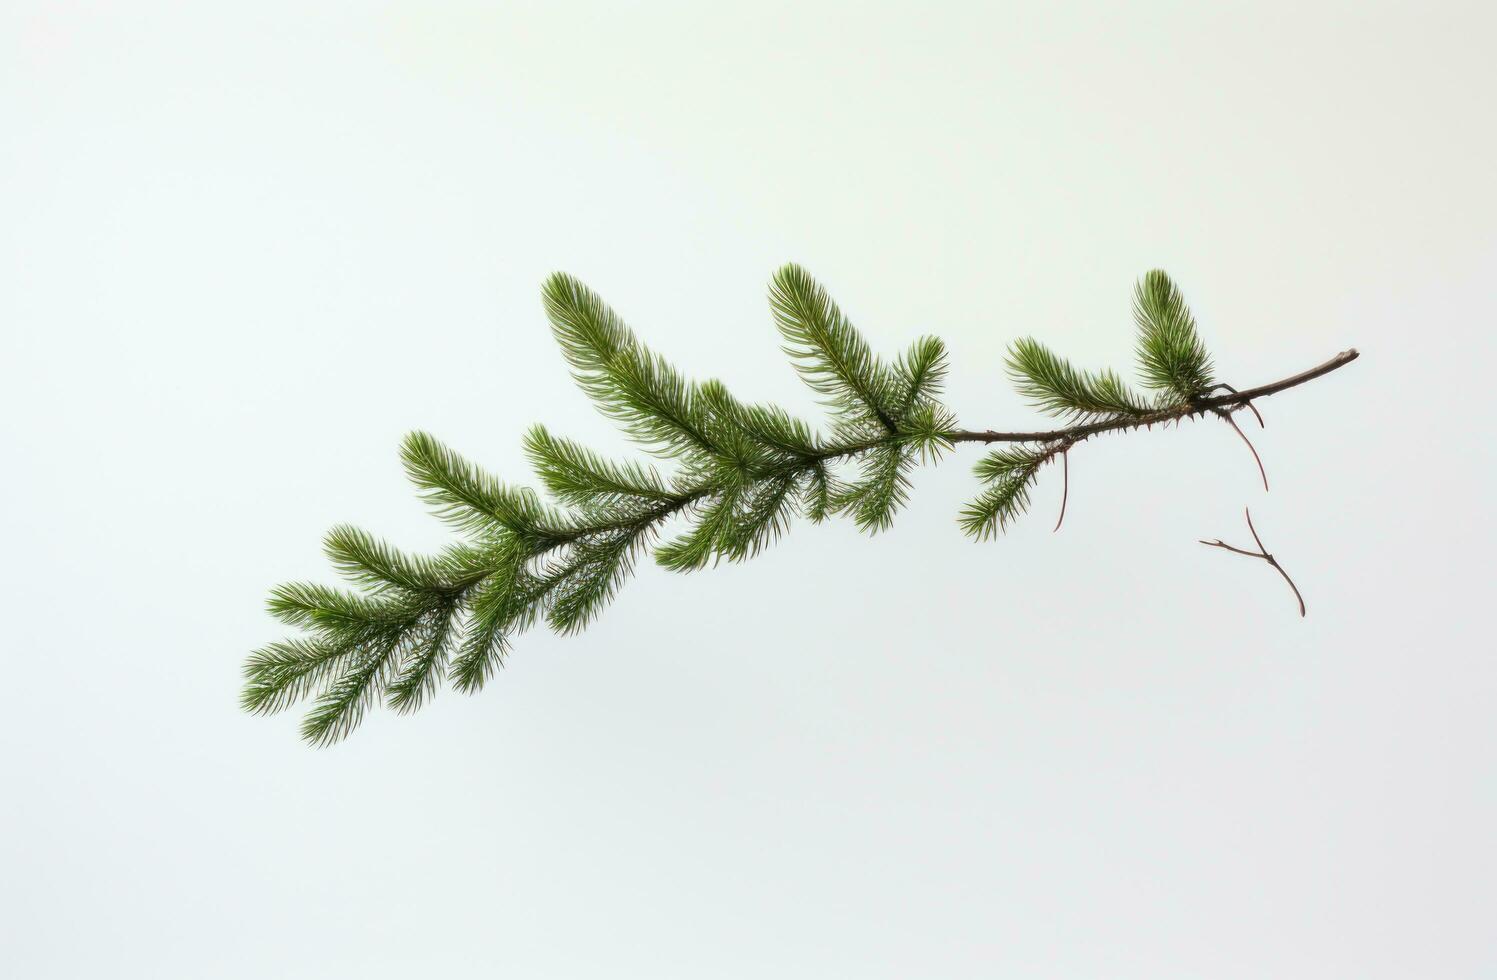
[3, 2, 1494, 976]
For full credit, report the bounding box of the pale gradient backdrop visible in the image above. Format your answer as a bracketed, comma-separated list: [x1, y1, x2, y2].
[2, 2, 1494, 976]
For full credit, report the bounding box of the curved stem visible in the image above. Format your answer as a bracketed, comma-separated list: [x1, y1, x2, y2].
[1053, 450, 1069, 532]
[1219, 411, 1269, 492]
[947, 349, 1358, 445]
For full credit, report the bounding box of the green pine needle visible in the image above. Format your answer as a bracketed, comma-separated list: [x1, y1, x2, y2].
[241, 637, 357, 716]
[401, 431, 569, 547]
[720, 473, 798, 561]
[960, 448, 1044, 541]
[547, 523, 655, 633]
[542, 273, 721, 460]
[1006, 337, 1151, 421]
[1133, 269, 1215, 401]
[298, 633, 402, 747]
[447, 568, 525, 694]
[893, 335, 950, 420]
[768, 263, 900, 432]
[523, 424, 676, 507]
[324, 525, 449, 596]
[655, 487, 744, 572]
[834, 442, 913, 533]
[384, 605, 457, 714]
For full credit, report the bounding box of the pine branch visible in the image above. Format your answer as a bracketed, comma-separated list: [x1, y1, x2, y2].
[244, 266, 1359, 745]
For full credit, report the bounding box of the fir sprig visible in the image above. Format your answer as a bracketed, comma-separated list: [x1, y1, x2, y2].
[245, 266, 1358, 744]
[959, 448, 1045, 541]
[1133, 269, 1215, 401]
[1006, 337, 1151, 421]
[768, 263, 900, 434]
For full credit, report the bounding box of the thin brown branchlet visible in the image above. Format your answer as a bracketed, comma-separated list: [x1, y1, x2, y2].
[1200, 508, 1308, 617]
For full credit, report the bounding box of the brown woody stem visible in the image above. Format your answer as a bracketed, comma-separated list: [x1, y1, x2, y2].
[947, 349, 1358, 446]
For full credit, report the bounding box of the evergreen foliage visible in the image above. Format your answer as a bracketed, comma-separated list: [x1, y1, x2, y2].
[1006, 338, 1151, 421]
[245, 266, 1289, 744]
[1133, 269, 1215, 401]
[959, 448, 1045, 541]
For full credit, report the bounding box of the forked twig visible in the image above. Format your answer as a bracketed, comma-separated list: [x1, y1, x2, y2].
[1199, 507, 1306, 617]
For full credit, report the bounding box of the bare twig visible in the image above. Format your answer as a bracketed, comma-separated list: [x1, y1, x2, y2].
[1053, 450, 1069, 532]
[1218, 410, 1269, 492]
[1199, 507, 1306, 617]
